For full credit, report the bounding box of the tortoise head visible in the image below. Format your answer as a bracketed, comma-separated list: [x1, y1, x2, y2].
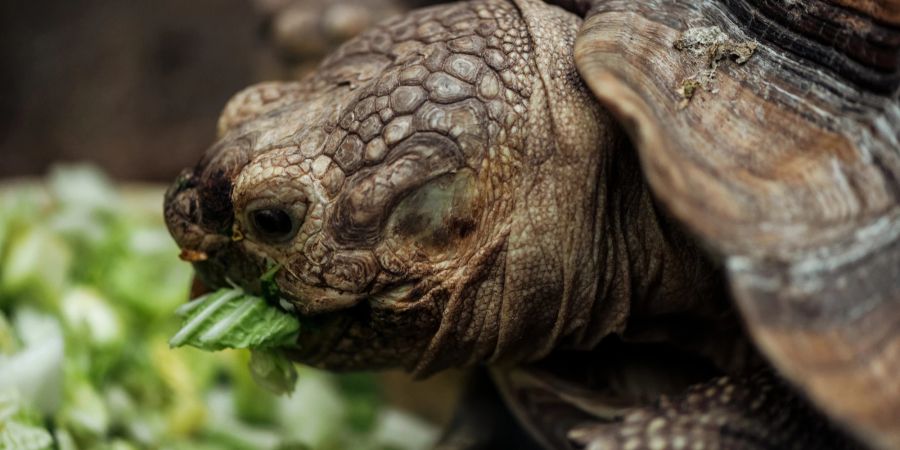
[164, 0, 618, 375]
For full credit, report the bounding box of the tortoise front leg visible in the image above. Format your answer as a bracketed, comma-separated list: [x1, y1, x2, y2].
[492, 342, 861, 450]
[566, 371, 860, 450]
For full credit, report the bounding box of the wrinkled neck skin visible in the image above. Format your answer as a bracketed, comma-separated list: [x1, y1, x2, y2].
[414, 0, 726, 376]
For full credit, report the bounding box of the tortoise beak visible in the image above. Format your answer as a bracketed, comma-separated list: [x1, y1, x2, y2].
[164, 132, 257, 256]
[189, 275, 213, 299]
[165, 169, 209, 252]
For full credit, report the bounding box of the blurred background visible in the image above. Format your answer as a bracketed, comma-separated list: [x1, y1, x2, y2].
[0, 0, 442, 182]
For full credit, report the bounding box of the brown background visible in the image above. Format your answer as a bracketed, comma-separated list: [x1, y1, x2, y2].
[0, 0, 441, 182]
[0, 0, 274, 182]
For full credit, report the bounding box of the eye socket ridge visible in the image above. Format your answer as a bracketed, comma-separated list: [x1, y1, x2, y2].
[331, 133, 465, 245]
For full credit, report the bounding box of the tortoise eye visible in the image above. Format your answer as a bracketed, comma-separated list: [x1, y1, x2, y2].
[249, 208, 297, 242]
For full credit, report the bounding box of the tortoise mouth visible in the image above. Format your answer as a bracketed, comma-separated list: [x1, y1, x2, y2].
[284, 306, 358, 363]
[254, 280, 418, 363]
[184, 273, 360, 364]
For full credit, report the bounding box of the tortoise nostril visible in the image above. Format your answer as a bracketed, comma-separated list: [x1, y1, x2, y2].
[164, 185, 202, 248]
[167, 187, 200, 224]
[164, 169, 197, 206]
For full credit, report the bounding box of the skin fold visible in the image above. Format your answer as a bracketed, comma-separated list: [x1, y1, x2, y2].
[164, 0, 860, 448]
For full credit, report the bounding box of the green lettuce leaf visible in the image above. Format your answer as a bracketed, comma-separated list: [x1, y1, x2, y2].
[169, 289, 300, 352]
[248, 350, 298, 396]
[0, 391, 53, 450]
[0, 310, 64, 415]
[0, 421, 53, 450]
[0, 313, 16, 355]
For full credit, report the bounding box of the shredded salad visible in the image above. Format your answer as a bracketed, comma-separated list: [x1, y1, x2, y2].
[0, 165, 436, 450]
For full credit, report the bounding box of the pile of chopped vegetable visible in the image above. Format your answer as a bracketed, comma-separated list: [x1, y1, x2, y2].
[0, 165, 437, 450]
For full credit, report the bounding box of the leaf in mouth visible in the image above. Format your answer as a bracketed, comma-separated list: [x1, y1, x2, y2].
[169, 288, 300, 352]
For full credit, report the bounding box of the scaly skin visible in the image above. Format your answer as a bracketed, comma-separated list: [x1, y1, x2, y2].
[166, 0, 718, 375]
[161, 0, 810, 447]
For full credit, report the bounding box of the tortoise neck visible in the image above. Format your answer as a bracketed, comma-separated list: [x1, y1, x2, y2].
[618, 174, 724, 321]
[587, 137, 730, 345]
[592, 143, 758, 372]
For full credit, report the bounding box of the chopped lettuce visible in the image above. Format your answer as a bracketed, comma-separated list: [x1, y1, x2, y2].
[59, 377, 110, 440]
[0, 391, 53, 450]
[249, 350, 299, 396]
[0, 226, 72, 309]
[169, 289, 300, 351]
[0, 165, 438, 450]
[1, 420, 53, 450]
[169, 287, 301, 395]
[0, 312, 16, 354]
[0, 310, 64, 415]
[60, 287, 123, 345]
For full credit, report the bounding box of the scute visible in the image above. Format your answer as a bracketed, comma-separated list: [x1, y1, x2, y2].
[572, 0, 900, 447]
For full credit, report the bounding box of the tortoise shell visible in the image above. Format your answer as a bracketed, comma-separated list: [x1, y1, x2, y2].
[163, 0, 900, 448]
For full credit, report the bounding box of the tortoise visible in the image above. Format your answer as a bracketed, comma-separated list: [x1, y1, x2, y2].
[162, 0, 900, 448]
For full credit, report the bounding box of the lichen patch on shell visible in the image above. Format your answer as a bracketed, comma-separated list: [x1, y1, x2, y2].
[673, 26, 757, 108]
[673, 26, 729, 56]
[676, 78, 704, 107]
